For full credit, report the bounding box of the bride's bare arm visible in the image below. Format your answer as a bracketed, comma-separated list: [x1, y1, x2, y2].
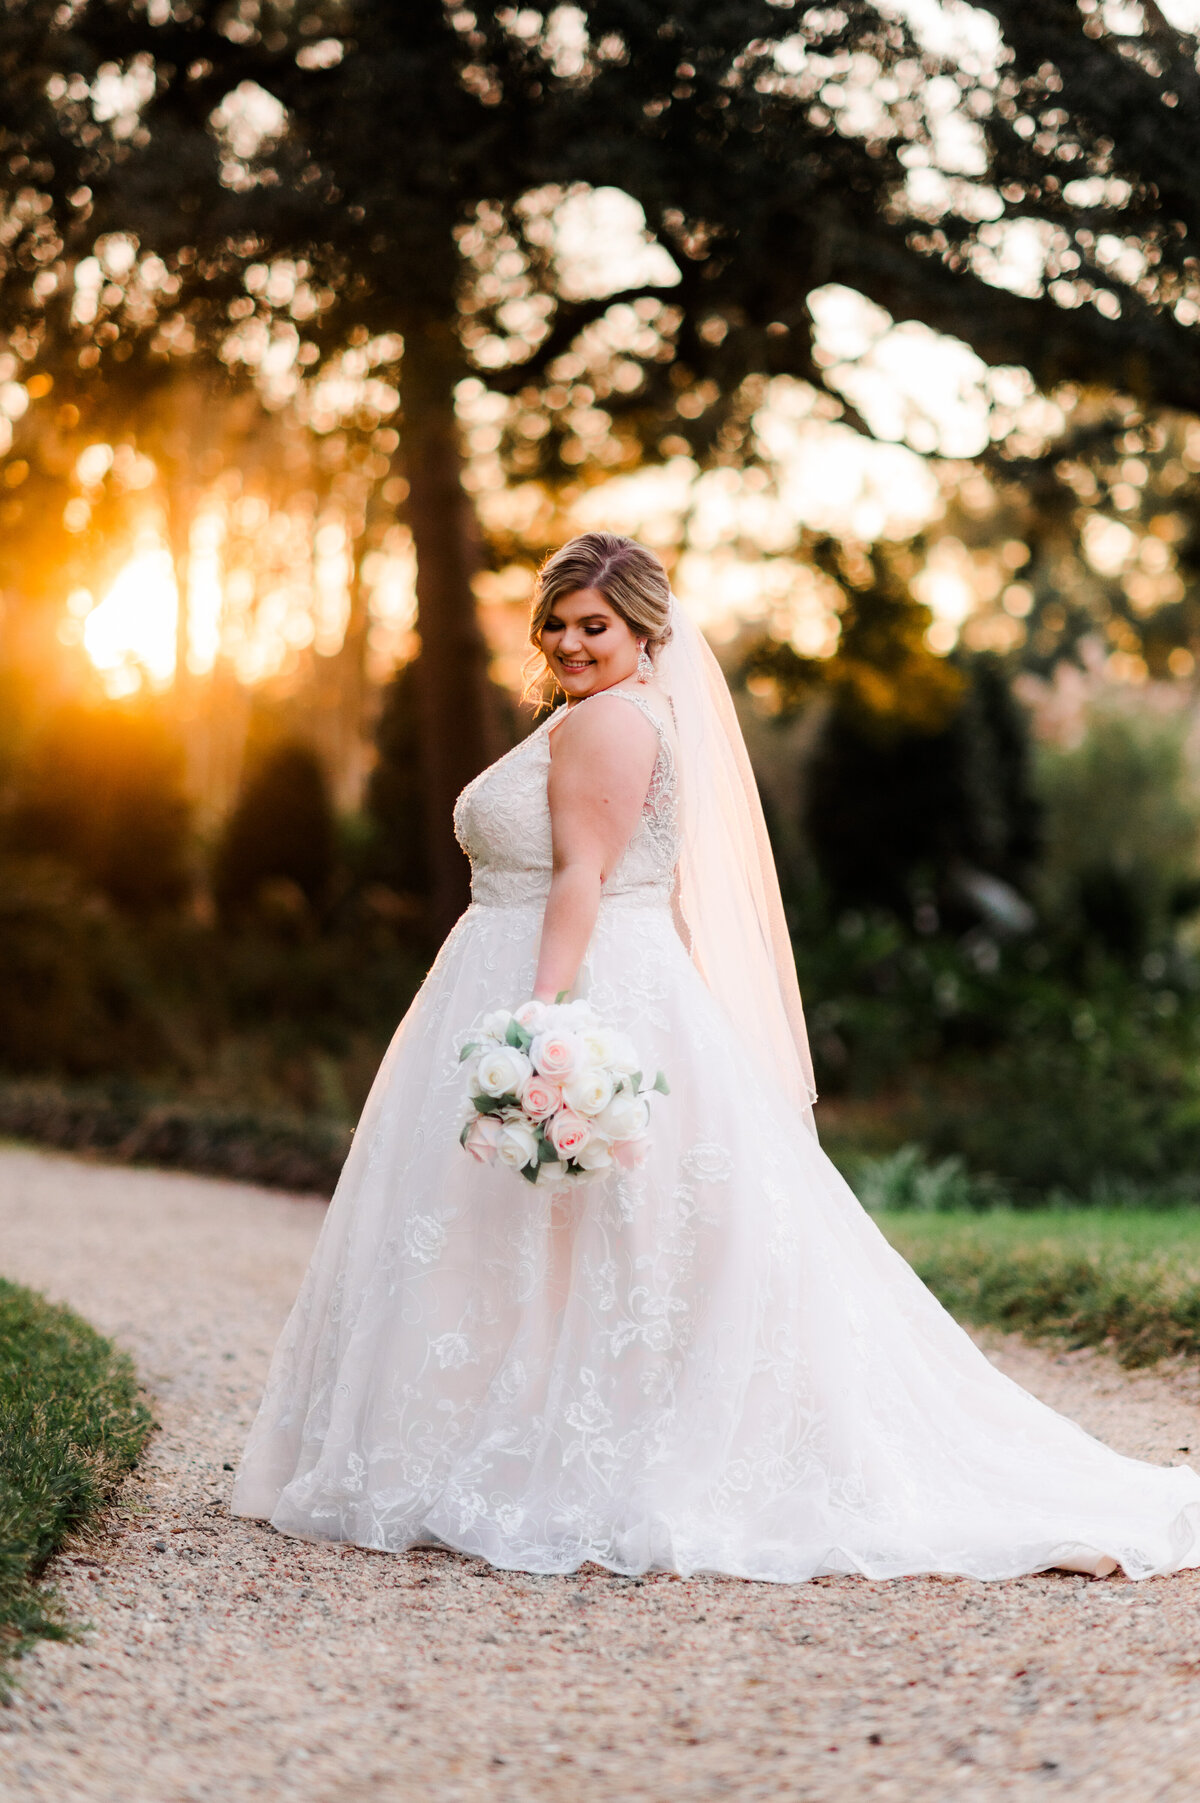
[532, 700, 658, 1002]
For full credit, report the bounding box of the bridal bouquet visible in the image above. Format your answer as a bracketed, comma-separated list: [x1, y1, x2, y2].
[458, 997, 668, 1185]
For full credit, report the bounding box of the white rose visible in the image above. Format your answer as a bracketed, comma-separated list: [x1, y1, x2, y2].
[476, 1046, 533, 1098]
[513, 999, 548, 1032]
[562, 1067, 615, 1117]
[596, 1093, 650, 1142]
[496, 1117, 539, 1170]
[561, 998, 597, 1027]
[574, 1137, 614, 1172]
[609, 1034, 640, 1076]
[480, 1009, 515, 1043]
[579, 1026, 620, 1070]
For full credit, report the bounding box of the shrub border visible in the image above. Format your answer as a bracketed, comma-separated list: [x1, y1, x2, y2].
[0, 1080, 347, 1196]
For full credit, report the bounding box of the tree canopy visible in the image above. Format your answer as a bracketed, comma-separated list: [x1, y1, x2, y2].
[5, 0, 1200, 918]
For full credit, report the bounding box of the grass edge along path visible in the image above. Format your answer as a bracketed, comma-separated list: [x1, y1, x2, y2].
[879, 1209, 1200, 1370]
[0, 1276, 153, 1695]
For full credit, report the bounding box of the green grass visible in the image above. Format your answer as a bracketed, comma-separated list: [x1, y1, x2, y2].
[878, 1207, 1200, 1368]
[0, 1277, 153, 1692]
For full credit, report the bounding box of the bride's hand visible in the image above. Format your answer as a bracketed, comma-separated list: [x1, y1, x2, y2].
[532, 697, 658, 1003]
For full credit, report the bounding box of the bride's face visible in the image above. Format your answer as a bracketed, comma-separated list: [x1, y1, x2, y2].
[540, 587, 641, 700]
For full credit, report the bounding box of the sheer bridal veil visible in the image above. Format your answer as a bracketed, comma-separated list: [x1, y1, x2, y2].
[658, 598, 819, 1139]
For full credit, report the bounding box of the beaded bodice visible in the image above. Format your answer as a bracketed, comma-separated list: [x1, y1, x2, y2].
[453, 688, 679, 910]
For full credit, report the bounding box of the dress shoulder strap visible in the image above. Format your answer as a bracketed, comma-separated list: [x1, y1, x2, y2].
[547, 686, 670, 744]
[602, 687, 670, 739]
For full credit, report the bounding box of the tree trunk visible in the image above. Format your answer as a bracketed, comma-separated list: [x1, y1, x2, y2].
[157, 372, 218, 811]
[399, 315, 502, 939]
[331, 548, 373, 811]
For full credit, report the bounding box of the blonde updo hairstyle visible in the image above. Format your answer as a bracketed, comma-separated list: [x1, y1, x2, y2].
[526, 531, 673, 704]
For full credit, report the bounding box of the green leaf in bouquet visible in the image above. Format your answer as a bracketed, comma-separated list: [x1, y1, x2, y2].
[555, 990, 568, 1003]
[505, 1018, 533, 1052]
[459, 1121, 471, 1146]
[472, 1093, 508, 1115]
[536, 1134, 560, 1164]
[458, 1041, 482, 1063]
[630, 1071, 642, 1095]
[520, 1160, 540, 1184]
[653, 1071, 670, 1095]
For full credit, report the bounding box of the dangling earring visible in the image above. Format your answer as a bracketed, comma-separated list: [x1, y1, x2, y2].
[636, 640, 653, 683]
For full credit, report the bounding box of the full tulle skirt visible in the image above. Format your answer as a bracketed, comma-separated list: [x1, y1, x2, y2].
[232, 900, 1200, 1581]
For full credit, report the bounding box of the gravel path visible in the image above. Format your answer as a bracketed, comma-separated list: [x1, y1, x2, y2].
[3, 1143, 1200, 1802]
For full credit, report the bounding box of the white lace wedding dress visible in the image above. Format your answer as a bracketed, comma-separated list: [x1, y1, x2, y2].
[234, 688, 1200, 1581]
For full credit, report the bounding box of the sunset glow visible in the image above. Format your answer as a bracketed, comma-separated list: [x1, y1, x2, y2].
[64, 278, 1072, 700]
[82, 545, 178, 696]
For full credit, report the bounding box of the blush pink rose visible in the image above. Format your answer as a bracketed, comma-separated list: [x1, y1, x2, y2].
[519, 1073, 562, 1122]
[547, 1108, 590, 1159]
[613, 1136, 650, 1171]
[514, 999, 548, 1032]
[464, 1114, 505, 1164]
[531, 1030, 580, 1081]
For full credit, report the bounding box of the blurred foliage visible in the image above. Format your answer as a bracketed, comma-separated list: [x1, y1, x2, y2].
[741, 548, 1042, 918]
[362, 664, 523, 924]
[7, 0, 1200, 938]
[796, 904, 1026, 1092]
[8, 0, 1200, 1214]
[363, 664, 431, 905]
[812, 541, 967, 738]
[8, 4, 1200, 823]
[916, 969, 1200, 1202]
[12, 0, 1200, 488]
[0, 857, 179, 1076]
[4, 600, 1200, 1208]
[970, 407, 1200, 678]
[1, 668, 1200, 1208]
[742, 541, 966, 733]
[0, 853, 424, 1120]
[1035, 706, 1200, 963]
[0, 1082, 350, 1196]
[3, 705, 191, 914]
[845, 1144, 1005, 1215]
[799, 906, 1200, 1201]
[803, 656, 1040, 920]
[213, 741, 336, 927]
[757, 624, 1200, 1200]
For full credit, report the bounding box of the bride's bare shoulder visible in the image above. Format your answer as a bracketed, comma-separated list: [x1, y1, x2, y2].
[547, 689, 660, 776]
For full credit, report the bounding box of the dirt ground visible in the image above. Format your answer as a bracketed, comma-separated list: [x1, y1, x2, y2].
[3, 1141, 1200, 1802]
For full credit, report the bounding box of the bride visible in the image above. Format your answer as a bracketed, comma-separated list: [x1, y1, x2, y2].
[234, 531, 1200, 1582]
